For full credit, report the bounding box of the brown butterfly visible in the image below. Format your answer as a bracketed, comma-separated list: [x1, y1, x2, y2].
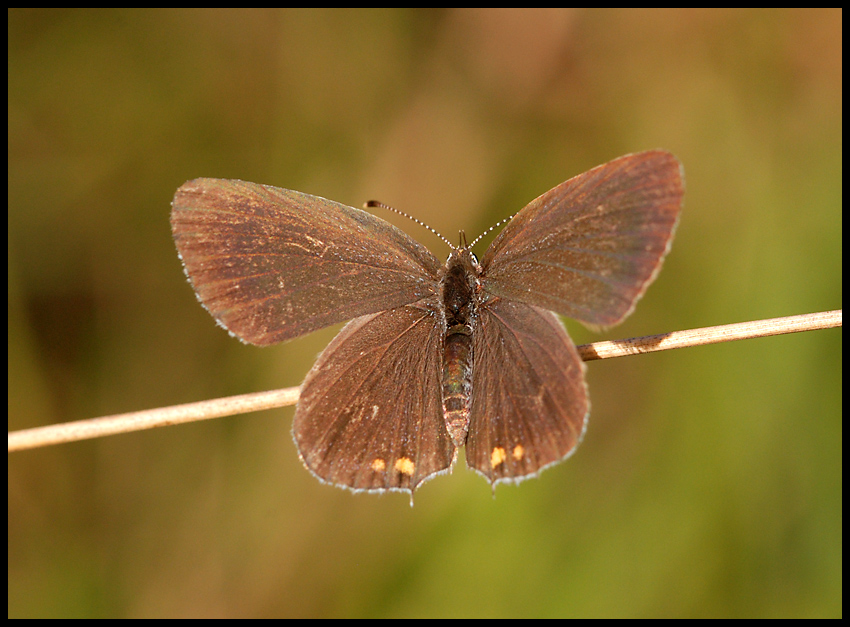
[171, 150, 684, 496]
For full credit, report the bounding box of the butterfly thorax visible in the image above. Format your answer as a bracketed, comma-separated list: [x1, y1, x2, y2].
[439, 248, 480, 447]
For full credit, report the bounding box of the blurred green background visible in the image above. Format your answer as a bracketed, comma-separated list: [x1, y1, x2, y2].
[8, 8, 841, 618]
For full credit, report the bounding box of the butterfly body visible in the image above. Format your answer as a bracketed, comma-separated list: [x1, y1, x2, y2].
[439, 246, 478, 447]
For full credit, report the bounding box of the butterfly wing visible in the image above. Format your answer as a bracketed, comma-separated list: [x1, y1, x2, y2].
[479, 151, 683, 328]
[171, 178, 442, 345]
[293, 301, 455, 493]
[466, 297, 587, 484]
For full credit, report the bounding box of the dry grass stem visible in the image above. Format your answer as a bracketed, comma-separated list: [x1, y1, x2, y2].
[9, 310, 840, 453]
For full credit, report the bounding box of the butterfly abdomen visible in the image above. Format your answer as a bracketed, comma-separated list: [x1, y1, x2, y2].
[442, 323, 473, 446]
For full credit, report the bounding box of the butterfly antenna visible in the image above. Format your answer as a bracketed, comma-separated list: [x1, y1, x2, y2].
[467, 213, 515, 250]
[364, 200, 454, 250]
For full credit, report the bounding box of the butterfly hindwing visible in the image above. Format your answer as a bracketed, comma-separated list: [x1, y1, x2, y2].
[292, 301, 456, 493]
[465, 297, 588, 485]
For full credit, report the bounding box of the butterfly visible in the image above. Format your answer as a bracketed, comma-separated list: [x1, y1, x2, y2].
[170, 150, 683, 496]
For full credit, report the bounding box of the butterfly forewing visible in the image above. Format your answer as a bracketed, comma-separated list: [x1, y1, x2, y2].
[479, 151, 683, 328]
[292, 302, 455, 493]
[171, 179, 442, 346]
[466, 298, 588, 484]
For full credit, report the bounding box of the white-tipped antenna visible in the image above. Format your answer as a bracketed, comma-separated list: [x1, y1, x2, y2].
[365, 200, 519, 252]
[364, 200, 455, 249]
[466, 214, 516, 250]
